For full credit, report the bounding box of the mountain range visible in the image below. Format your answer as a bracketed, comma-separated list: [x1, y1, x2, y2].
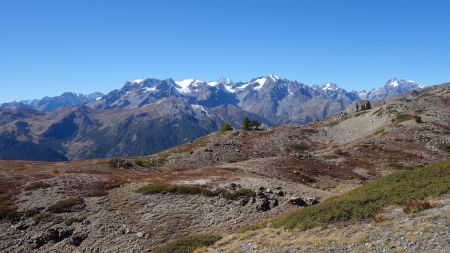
[0, 75, 423, 161]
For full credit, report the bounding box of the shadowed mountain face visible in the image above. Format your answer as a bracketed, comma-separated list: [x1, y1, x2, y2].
[0, 76, 424, 161]
[0, 98, 261, 160]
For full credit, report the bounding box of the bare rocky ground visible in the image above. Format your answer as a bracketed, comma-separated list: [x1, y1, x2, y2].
[0, 84, 449, 252]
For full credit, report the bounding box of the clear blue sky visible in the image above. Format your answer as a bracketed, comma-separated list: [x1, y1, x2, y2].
[1, 0, 449, 102]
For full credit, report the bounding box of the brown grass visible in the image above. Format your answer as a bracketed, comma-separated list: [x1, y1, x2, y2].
[403, 200, 432, 214]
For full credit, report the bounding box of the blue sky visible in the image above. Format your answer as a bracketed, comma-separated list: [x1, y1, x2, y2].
[1, 0, 449, 102]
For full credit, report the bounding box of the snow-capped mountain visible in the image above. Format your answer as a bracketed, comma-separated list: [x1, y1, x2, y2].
[2, 76, 422, 121]
[89, 74, 360, 124]
[1, 92, 104, 112]
[358, 78, 422, 100]
[0, 75, 426, 161]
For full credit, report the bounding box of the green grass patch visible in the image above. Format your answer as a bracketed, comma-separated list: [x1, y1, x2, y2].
[136, 184, 213, 195]
[417, 92, 433, 99]
[394, 113, 415, 123]
[222, 188, 256, 200]
[372, 128, 385, 136]
[136, 184, 256, 200]
[46, 197, 85, 213]
[154, 233, 222, 253]
[372, 107, 383, 116]
[270, 159, 450, 230]
[32, 211, 50, 224]
[292, 143, 308, 153]
[354, 110, 370, 117]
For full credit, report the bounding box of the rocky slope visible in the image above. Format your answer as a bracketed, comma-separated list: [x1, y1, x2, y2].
[0, 83, 448, 252]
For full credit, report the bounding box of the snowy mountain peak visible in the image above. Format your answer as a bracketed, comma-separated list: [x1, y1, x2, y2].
[386, 78, 418, 88]
[252, 77, 268, 90]
[132, 79, 146, 84]
[267, 74, 280, 81]
[321, 83, 339, 91]
[386, 78, 400, 87]
[175, 79, 205, 93]
[217, 77, 233, 85]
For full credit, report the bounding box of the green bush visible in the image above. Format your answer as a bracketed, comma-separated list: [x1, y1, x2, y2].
[270, 159, 450, 230]
[242, 117, 261, 131]
[219, 122, 233, 132]
[154, 233, 222, 253]
[134, 159, 145, 167]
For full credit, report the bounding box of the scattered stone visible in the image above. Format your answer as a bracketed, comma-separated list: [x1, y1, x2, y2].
[256, 199, 271, 212]
[69, 234, 86, 246]
[30, 236, 46, 249]
[306, 197, 320, 206]
[289, 196, 307, 206]
[110, 159, 133, 168]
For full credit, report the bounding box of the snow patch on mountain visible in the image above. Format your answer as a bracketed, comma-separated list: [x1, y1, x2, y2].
[252, 77, 267, 90]
[321, 83, 339, 91]
[133, 79, 145, 84]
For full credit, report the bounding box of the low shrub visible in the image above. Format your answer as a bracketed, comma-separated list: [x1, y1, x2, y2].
[293, 143, 308, 153]
[415, 115, 423, 123]
[134, 159, 145, 167]
[219, 122, 233, 132]
[393, 113, 415, 123]
[403, 200, 432, 214]
[136, 184, 256, 201]
[25, 181, 51, 191]
[154, 233, 222, 253]
[0, 204, 16, 221]
[47, 197, 85, 213]
[0, 193, 17, 221]
[223, 188, 256, 200]
[372, 213, 388, 224]
[136, 184, 215, 196]
[33, 211, 50, 224]
[51, 168, 61, 174]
